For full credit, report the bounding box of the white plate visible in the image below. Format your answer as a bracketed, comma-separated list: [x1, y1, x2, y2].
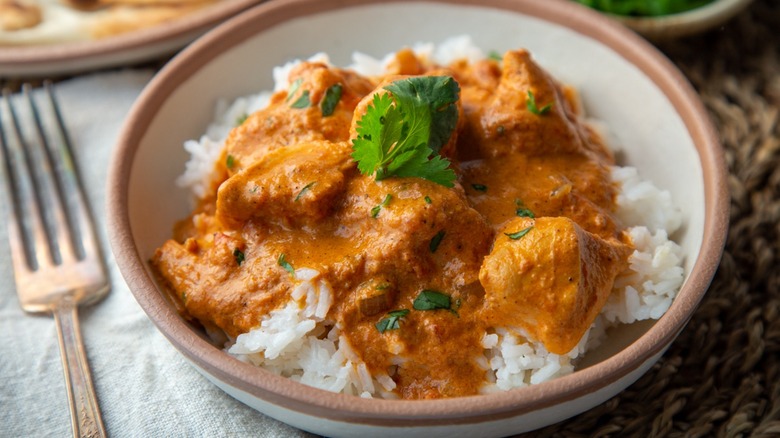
[0, 0, 260, 77]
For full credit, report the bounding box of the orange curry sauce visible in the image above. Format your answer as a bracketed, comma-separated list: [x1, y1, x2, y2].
[152, 49, 632, 399]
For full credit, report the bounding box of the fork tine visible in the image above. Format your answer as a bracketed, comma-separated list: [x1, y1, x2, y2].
[1, 87, 60, 271]
[28, 82, 89, 263]
[42, 81, 104, 265]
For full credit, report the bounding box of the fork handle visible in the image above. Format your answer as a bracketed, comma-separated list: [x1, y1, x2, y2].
[53, 296, 107, 438]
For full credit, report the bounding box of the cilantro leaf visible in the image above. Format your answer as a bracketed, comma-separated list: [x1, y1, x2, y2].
[233, 249, 245, 266]
[320, 84, 342, 117]
[375, 309, 410, 333]
[505, 226, 534, 240]
[526, 90, 552, 115]
[413, 290, 451, 311]
[351, 76, 459, 187]
[278, 253, 295, 276]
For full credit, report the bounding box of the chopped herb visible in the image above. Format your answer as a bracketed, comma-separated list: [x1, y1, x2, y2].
[286, 78, 303, 102]
[233, 248, 245, 266]
[488, 50, 503, 61]
[351, 76, 459, 187]
[429, 230, 445, 253]
[515, 199, 534, 218]
[235, 114, 248, 126]
[278, 253, 295, 276]
[226, 154, 236, 169]
[376, 283, 391, 291]
[424, 196, 432, 204]
[290, 90, 311, 109]
[471, 183, 488, 192]
[375, 309, 410, 333]
[371, 194, 392, 218]
[505, 226, 534, 240]
[250, 185, 259, 194]
[295, 182, 316, 202]
[526, 90, 552, 115]
[181, 291, 187, 302]
[413, 290, 451, 311]
[320, 83, 343, 117]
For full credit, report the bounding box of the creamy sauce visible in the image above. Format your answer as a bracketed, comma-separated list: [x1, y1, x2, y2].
[153, 49, 633, 399]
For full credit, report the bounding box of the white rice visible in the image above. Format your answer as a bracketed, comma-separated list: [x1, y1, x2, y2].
[179, 36, 685, 398]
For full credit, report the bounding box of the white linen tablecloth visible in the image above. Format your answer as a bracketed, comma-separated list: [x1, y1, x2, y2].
[0, 71, 314, 437]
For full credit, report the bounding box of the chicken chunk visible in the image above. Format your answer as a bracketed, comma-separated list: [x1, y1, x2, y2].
[479, 216, 631, 354]
[216, 140, 355, 230]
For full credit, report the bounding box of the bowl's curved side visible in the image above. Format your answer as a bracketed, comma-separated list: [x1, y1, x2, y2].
[107, 0, 728, 435]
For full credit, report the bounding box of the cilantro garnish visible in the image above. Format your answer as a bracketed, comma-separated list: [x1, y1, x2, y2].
[295, 182, 316, 202]
[471, 183, 488, 192]
[351, 76, 459, 187]
[278, 253, 295, 276]
[424, 196, 432, 204]
[375, 309, 410, 333]
[233, 249, 245, 266]
[226, 154, 236, 169]
[429, 230, 445, 253]
[488, 50, 503, 61]
[515, 199, 535, 218]
[320, 84, 342, 117]
[413, 290, 451, 311]
[505, 226, 534, 240]
[235, 114, 248, 126]
[371, 194, 392, 218]
[286, 78, 303, 102]
[290, 90, 311, 109]
[526, 90, 552, 115]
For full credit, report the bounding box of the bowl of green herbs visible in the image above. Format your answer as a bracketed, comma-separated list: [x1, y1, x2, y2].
[574, 0, 753, 39]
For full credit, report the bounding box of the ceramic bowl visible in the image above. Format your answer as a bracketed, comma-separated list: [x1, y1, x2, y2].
[606, 0, 754, 40]
[107, 0, 728, 436]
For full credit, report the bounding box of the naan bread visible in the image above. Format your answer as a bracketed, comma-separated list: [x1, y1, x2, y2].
[0, 0, 216, 45]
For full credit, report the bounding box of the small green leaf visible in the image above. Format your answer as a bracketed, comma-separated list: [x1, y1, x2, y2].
[320, 84, 343, 117]
[375, 309, 410, 333]
[527, 90, 552, 115]
[278, 253, 295, 276]
[226, 154, 236, 169]
[235, 114, 248, 126]
[505, 226, 534, 240]
[429, 230, 445, 253]
[413, 290, 451, 311]
[371, 194, 392, 218]
[233, 248, 245, 266]
[424, 196, 432, 204]
[515, 199, 534, 218]
[286, 78, 303, 102]
[295, 182, 316, 202]
[290, 90, 311, 109]
[488, 50, 503, 61]
[471, 183, 488, 192]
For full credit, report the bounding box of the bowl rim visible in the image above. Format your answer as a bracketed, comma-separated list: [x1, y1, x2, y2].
[107, 0, 729, 425]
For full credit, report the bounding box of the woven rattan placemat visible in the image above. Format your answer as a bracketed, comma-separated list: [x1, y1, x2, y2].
[524, 1, 779, 436]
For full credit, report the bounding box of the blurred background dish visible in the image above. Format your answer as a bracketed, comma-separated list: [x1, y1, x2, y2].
[573, 0, 754, 39]
[0, 0, 260, 77]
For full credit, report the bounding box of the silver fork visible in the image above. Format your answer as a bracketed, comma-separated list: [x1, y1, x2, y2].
[0, 83, 109, 438]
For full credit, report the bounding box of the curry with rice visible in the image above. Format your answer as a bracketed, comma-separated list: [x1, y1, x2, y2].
[152, 48, 635, 399]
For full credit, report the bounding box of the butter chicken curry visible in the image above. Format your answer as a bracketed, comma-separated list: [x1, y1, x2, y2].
[152, 48, 633, 399]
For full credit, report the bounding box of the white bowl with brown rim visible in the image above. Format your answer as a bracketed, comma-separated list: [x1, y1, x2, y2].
[106, 0, 729, 436]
